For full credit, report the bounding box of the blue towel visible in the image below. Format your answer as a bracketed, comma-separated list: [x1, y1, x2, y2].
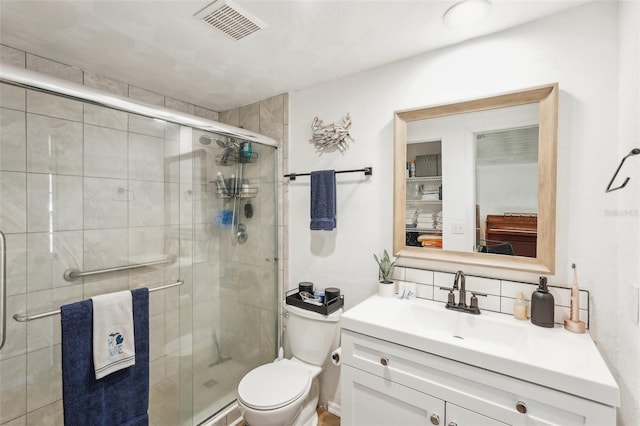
[310, 170, 336, 231]
[61, 288, 149, 426]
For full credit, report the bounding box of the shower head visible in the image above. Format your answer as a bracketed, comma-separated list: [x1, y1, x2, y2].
[199, 135, 213, 145]
[199, 134, 228, 147]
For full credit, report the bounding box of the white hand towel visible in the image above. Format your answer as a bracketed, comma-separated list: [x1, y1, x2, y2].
[91, 290, 135, 379]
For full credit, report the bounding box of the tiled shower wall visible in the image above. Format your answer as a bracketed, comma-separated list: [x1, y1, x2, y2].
[0, 43, 215, 425]
[218, 94, 289, 336]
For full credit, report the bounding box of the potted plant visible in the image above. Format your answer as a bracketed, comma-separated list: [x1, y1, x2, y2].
[374, 250, 397, 297]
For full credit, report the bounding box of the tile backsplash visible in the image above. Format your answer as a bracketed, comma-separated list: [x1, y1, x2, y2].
[393, 267, 590, 328]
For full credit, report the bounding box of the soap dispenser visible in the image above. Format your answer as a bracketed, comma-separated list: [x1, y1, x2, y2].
[531, 277, 555, 328]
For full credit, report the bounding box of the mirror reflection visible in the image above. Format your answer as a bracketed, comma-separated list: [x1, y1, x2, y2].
[393, 84, 558, 274]
[405, 104, 539, 257]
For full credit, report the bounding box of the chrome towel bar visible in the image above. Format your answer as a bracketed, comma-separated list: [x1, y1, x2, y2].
[64, 255, 177, 281]
[12, 280, 184, 322]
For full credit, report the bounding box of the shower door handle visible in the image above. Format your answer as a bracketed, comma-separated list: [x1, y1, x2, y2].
[0, 230, 6, 351]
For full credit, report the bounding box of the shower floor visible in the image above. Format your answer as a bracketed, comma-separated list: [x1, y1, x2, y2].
[148, 356, 251, 426]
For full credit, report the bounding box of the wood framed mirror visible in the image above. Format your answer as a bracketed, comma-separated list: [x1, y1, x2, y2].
[393, 84, 558, 274]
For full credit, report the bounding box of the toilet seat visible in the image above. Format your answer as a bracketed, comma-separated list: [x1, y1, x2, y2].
[238, 360, 312, 410]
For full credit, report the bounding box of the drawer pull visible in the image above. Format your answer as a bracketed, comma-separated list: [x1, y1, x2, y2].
[447, 422, 457, 426]
[430, 414, 440, 425]
[380, 356, 390, 366]
[516, 401, 528, 414]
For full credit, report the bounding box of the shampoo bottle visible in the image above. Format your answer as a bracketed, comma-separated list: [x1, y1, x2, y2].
[216, 172, 228, 195]
[531, 277, 554, 328]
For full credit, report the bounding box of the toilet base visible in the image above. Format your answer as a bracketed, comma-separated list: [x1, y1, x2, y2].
[294, 380, 319, 426]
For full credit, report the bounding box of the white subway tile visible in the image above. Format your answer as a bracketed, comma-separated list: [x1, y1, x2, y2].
[477, 294, 501, 313]
[405, 268, 433, 285]
[434, 271, 455, 287]
[392, 266, 406, 281]
[415, 283, 434, 300]
[465, 275, 500, 296]
[501, 280, 537, 300]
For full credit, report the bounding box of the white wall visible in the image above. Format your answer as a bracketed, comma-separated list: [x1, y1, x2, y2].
[615, 1, 640, 424]
[289, 2, 638, 423]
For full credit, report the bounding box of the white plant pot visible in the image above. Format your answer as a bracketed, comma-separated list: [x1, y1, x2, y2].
[378, 281, 395, 297]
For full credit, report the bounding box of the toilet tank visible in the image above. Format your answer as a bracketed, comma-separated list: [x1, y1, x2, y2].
[284, 304, 342, 366]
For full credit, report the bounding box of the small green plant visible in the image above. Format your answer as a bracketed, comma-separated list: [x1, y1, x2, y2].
[373, 250, 397, 283]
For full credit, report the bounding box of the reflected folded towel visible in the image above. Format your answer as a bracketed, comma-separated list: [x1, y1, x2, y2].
[310, 170, 336, 231]
[92, 290, 135, 379]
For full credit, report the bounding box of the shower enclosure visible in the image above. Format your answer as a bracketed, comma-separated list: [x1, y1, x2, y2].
[0, 68, 279, 425]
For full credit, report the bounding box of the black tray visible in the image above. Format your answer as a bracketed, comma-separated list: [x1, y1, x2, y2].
[285, 289, 344, 315]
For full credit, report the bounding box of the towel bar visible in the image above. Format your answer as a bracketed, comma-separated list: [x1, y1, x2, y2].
[284, 166, 372, 181]
[63, 255, 177, 281]
[12, 280, 184, 322]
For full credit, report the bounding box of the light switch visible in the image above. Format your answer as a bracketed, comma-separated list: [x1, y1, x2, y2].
[452, 222, 464, 234]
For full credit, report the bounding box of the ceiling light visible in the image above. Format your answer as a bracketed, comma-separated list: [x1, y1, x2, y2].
[443, 0, 492, 28]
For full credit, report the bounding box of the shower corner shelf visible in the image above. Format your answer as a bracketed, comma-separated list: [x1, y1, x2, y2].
[214, 186, 259, 199]
[215, 152, 258, 167]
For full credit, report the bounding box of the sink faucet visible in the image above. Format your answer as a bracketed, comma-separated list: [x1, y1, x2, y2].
[454, 270, 466, 308]
[440, 270, 487, 315]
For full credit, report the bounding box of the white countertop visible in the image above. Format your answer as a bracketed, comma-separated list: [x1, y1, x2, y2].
[340, 295, 620, 407]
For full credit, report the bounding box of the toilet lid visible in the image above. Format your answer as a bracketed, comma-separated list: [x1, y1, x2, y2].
[238, 361, 311, 410]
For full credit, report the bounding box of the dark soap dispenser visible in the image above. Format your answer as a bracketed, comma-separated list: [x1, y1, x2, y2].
[531, 277, 555, 328]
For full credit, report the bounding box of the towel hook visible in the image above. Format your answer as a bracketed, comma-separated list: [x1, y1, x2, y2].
[605, 148, 640, 193]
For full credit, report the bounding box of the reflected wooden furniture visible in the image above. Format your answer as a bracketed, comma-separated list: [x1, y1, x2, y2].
[485, 215, 537, 258]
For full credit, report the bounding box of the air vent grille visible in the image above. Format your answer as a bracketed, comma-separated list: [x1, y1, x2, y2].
[196, 1, 263, 41]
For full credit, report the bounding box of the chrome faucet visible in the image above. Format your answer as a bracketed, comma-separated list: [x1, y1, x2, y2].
[440, 270, 487, 315]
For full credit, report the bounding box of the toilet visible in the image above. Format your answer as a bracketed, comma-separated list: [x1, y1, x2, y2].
[237, 303, 342, 426]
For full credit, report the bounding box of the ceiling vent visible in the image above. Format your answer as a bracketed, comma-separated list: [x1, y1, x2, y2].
[195, 0, 265, 41]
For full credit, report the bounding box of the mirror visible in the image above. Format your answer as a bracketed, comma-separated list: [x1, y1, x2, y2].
[393, 84, 558, 274]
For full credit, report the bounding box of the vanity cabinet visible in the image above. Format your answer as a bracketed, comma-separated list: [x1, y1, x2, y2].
[340, 330, 615, 426]
[342, 365, 445, 426]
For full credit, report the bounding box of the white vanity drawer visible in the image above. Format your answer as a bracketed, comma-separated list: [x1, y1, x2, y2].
[341, 329, 615, 426]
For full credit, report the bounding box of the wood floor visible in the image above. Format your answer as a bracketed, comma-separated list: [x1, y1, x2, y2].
[237, 407, 340, 426]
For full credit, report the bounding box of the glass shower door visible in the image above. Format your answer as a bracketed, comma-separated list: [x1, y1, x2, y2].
[181, 130, 279, 425]
[0, 83, 186, 425]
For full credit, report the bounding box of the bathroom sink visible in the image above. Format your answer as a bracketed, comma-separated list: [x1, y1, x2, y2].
[341, 295, 619, 406]
[405, 302, 527, 353]
[344, 296, 526, 354]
